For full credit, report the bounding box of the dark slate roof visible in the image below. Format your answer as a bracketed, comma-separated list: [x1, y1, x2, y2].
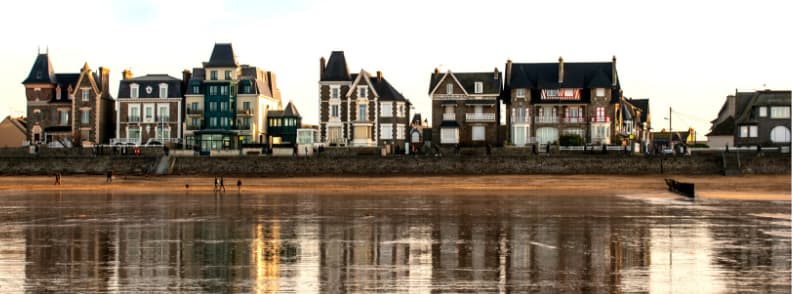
[23, 54, 57, 84]
[428, 71, 502, 95]
[411, 113, 422, 124]
[507, 61, 621, 104]
[321, 51, 351, 81]
[706, 116, 734, 136]
[621, 103, 634, 120]
[630, 99, 650, 123]
[371, 76, 410, 104]
[51, 73, 80, 102]
[735, 90, 792, 124]
[283, 101, 301, 117]
[204, 43, 238, 67]
[118, 74, 183, 99]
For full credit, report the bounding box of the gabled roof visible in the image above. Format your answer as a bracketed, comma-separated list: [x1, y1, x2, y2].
[268, 102, 301, 118]
[52, 73, 79, 102]
[428, 70, 501, 95]
[734, 90, 792, 124]
[371, 76, 410, 103]
[507, 60, 621, 103]
[204, 43, 238, 68]
[23, 54, 57, 84]
[1, 116, 27, 134]
[321, 51, 351, 81]
[706, 116, 734, 136]
[118, 74, 183, 98]
[621, 102, 634, 120]
[630, 99, 650, 123]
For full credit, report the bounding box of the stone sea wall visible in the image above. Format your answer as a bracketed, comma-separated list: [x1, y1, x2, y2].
[1, 152, 786, 176]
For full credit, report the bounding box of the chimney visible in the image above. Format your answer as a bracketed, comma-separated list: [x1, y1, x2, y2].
[612, 55, 617, 86]
[505, 59, 512, 87]
[558, 56, 564, 84]
[377, 71, 383, 82]
[493, 67, 499, 80]
[99, 67, 110, 94]
[320, 57, 326, 77]
[122, 69, 133, 80]
[182, 69, 191, 82]
[434, 67, 439, 75]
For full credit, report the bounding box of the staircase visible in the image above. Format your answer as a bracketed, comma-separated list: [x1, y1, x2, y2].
[721, 152, 741, 176]
[153, 155, 175, 175]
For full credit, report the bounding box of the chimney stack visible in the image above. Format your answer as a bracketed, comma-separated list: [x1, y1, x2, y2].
[612, 55, 617, 86]
[558, 56, 564, 84]
[320, 57, 326, 77]
[506, 59, 513, 87]
[122, 69, 133, 80]
[182, 69, 191, 82]
[434, 67, 439, 75]
[493, 67, 499, 80]
[376, 71, 383, 82]
[99, 67, 110, 94]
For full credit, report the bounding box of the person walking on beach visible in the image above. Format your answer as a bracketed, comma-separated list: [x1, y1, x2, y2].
[214, 176, 219, 192]
[106, 171, 113, 183]
[220, 176, 226, 192]
[237, 179, 242, 192]
[54, 173, 60, 185]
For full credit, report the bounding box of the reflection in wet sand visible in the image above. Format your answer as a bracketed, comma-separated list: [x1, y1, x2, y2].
[0, 191, 788, 293]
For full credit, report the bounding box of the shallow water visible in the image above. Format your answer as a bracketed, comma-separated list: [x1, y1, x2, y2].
[0, 190, 788, 293]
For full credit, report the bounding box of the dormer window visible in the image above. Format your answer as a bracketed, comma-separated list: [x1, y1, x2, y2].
[357, 86, 367, 98]
[596, 88, 605, 97]
[446, 83, 453, 94]
[130, 84, 139, 98]
[192, 86, 200, 94]
[81, 89, 90, 101]
[159, 84, 168, 98]
[516, 89, 525, 98]
[474, 82, 483, 94]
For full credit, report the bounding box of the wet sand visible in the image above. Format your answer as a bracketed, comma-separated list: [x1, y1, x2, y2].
[0, 174, 788, 200]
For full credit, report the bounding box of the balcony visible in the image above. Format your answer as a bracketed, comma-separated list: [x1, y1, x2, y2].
[466, 113, 496, 122]
[442, 112, 456, 121]
[186, 124, 203, 131]
[562, 116, 586, 124]
[535, 116, 559, 124]
[237, 109, 252, 116]
[590, 116, 611, 123]
[129, 117, 141, 123]
[512, 115, 530, 124]
[187, 108, 203, 115]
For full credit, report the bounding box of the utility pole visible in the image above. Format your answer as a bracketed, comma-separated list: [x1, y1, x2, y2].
[668, 107, 672, 132]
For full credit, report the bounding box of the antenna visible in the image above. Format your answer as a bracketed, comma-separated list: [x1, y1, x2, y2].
[37, 46, 40, 54]
[46, 46, 49, 54]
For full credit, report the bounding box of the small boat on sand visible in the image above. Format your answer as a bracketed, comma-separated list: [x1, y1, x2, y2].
[665, 178, 695, 198]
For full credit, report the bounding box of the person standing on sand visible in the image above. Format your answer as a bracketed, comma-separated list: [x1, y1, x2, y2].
[106, 171, 113, 183]
[214, 176, 218, 192]
[54, 173, 59, 185]
[220, 176, 226, 192]
[237, 179, 242, 192]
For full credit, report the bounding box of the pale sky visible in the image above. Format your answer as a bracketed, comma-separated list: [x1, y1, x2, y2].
[1, 0, 789, 139]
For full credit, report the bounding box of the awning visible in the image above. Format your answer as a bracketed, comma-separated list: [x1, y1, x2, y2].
[465, 100, 496, 105]
[440, 101, 458, 106]
[44, 126, 71, 133]
[440, 121, 459, 128]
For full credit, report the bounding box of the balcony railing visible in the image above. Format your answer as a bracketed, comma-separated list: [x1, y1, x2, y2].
[237, 109, 252, 116]
[186, 124, 202, 131]
[512, 115, 531, 124]
[442, 112, 456, 121]
[562, 116, 585, 124]
[129, 117, 141, 123]
[466, 113, 496, 122]
[535, 116, 559, 124]
[590, 116, 611, 123]
[187, 108, 203, 115]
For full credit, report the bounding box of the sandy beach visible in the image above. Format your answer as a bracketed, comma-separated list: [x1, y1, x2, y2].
[0, 174, 788, 200]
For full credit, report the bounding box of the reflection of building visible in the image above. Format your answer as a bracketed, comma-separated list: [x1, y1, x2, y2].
[115, 72, 185, 146]
[707, 90, 791, 148]
[23, 52, 115, 146]
[184, 43, 281, 153]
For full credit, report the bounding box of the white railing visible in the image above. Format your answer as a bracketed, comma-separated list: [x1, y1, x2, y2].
[442, 113, 456, 121]
[513, 115, 530, 124]
[535, 116, 559, 124]
[110, 138, 142, 145]
[563, 116, 585, 123]
[466, 113, 496, 122]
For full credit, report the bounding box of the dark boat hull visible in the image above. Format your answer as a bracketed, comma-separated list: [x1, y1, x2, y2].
[665, 178, 695, 198]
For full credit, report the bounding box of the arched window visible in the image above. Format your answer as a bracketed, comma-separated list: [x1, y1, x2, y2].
[770, 126, 790, 143]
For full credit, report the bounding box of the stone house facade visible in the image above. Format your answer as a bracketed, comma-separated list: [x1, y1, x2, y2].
[115, 72, 186, 146]
[707, 90, 791, 147]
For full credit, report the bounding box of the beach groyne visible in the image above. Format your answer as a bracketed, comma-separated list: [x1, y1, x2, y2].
[0, 152, 787, 176]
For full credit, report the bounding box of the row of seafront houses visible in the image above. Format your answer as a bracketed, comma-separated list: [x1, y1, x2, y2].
[14, 43, 791, 154]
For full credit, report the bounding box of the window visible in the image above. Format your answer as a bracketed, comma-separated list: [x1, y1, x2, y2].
[191, 102, 199, 112]
[144, 105, 155, 123]
[243, 85, 251, 93]
[472, 126, 485, 141]
[474, 82, 483, 94]
[131, 84, 139, 98]
[210, 117, 218, 128]
[758, 106, 767, 117]
[770, 106, 790, 119]
[220, 117, 228, 127]
[381, 102, 393, 117]
[191, 118, 200, 128]
[536, 127, 559, 144]
[156, 126, 170, 139]
[159, 84, 168, 98]
[380, 123, 393, 139]
[208, 86, 217, 96]
[358, 104, 367, 121]
[220, 102, 227, 112]
[209, 102, 217, 112]
[158, 105, 169, 121]
[770, 126, 791, 143]
[243, 117, 251, 128]
[128, 127, 140, 141]
[547, 89, 559, 97]
[192, 86, 200, 94]
[81, 110, 90, 124]
[396, 124, 406, 140]
[446, 83, 453, 94]
[59, 110, 69, 125]
[516, 89, 525, 98]
[210, 71, 217, 80]
[441, 128, 459, 144]
[243, 102, 251, 110]
[328, 126, 343, 143]
[596, 88, 605, 97]
[596, 107, 605, 121]
[330, 86, 340, 99]
[739, 125, 758, 138]
[397, 103, 405, 117]
[331, 105, 339, 118]
[81, 89, 90, 101]
[224, 70, 231, 80]
[129, 105, 140, 122]
[220, 86, 227, 95]
[357, 86, 367, 98]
